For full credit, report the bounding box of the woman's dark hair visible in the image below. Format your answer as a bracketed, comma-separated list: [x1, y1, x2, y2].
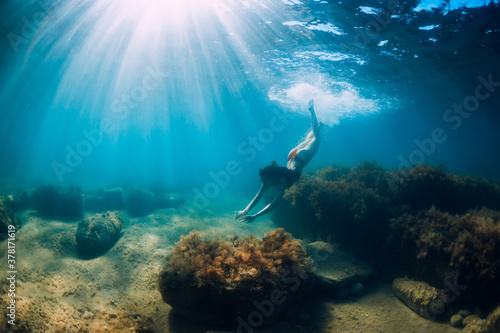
[259, 162, 300, 187]
[259, 165, 288, 179]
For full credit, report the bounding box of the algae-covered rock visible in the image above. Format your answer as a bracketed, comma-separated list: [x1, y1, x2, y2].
[273, 162, 500, 295]
[485, 305, 500, 333]
[31, 185, 83, 220]
[102, 188, 125, 210]
[459, 309, 471, 317]
[2, 189, 30, 212]
[0, 198, 20, 240]
[125, 189, 157, 217]
[84, 188, 125, 212]
[387, 207, 500, 301]
[158, 228, 315, 328]
[463, 314, 482, 326]
[392, 278, 447, 320]
[275, 163, 391, 260]
[462, 314, 485, 333]
[76, 211, 123, 257]
[450, 314, 464, 328]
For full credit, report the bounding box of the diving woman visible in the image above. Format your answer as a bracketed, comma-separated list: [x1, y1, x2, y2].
[234, 99, 320, 223]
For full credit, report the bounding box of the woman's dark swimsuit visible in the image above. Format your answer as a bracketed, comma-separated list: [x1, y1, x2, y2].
[287, 148, 307, 165]
[284, 149, 303, 187]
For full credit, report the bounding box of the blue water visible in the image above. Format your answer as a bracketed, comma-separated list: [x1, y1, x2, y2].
[1, 0, 499, 198]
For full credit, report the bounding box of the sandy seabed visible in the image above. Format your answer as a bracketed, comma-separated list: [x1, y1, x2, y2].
[0, 201, 460, 333]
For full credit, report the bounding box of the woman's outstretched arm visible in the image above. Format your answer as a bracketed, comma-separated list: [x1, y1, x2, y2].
[239, 180, 286, 223]
[234, 184, 266, 219]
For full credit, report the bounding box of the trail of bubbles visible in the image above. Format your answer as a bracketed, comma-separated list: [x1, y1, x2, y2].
[268, 81, 379, 126]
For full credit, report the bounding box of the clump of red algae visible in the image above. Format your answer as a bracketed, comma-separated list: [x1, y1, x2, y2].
[158, 228, 315, 327]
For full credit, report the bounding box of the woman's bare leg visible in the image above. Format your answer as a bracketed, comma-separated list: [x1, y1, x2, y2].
[287, 99, 320, 167]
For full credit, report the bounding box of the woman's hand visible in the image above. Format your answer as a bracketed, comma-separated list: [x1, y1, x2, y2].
[234, 210, 247, 219]
[239, 214, 256, 223]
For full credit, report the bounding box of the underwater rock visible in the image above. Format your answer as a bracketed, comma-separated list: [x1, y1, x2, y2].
[84, 188, 125, 212]
[311, 246, 374, 296]
[31, 185, 83, 220]
[450, 314, 464, 328]
[387, 207, 500, 301]
[350, 282, 365, 297]
[2, 189, 30, 212]
[459, 309, 471, 317]
[484, 305, 500, 333]
[156, 192, 184, 209]
[76, 211, 123, 257]
[305, 241, 336, 257]
[0, 198, 20, 240]
[84, 195, 105, 212]
[274, 162, 392, 261]
[158, 228, 315, 327]
[463, 314, 482, 326]
[125, 189, 157, 217]
[462, 314, 484, 333]
[391, 165, 500, 214]
[392, 278, 447, 319]
[102, 188, 125, 210]
[274, 163, 500, 266]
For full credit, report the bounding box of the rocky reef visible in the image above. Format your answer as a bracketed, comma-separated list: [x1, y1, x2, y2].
[273, 162, 500, 304]
[84, 186, 184, 216]
[158, 228, 315, 327]
[274, 162, 393, 258]
[31, 185, 84, 220]
[125, 188, 158, 217]
[387, 207, 500, 300]
[84, 188, 126, 212]
[388, 165, 500, 214]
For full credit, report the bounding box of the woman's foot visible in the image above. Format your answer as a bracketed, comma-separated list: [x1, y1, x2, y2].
[308, 99, 314, 111]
